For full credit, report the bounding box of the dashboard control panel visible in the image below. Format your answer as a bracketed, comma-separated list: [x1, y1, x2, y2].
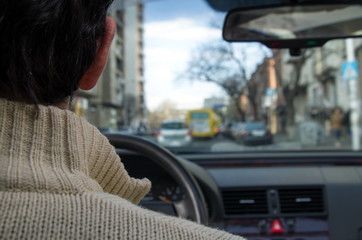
[225, 217, 329, 240]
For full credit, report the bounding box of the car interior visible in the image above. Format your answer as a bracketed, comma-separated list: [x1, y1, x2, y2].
[103, 0, 362, 239]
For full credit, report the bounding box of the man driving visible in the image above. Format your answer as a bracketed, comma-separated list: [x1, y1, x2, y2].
[0, 0, 245, 239]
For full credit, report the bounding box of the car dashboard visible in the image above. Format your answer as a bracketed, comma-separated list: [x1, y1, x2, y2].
[118, 150, 362, 240]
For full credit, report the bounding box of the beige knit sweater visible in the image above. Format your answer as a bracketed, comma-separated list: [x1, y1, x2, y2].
[0, 99, 245, 240]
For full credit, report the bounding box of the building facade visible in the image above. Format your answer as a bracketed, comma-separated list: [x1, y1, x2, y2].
[74, 0, 146, 131]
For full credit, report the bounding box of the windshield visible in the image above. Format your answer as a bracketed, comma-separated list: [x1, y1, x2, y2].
[72, 0, 362, 153]
[190, 113, 209, 119]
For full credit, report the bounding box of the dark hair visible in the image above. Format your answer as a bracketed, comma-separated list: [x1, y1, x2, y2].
[0, 0, 114, 105]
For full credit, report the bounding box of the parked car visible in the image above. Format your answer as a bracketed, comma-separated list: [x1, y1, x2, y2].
[239, 122, 273, 145]
[99, 127, 118, 135]
[119, 126, 135, 134]
[157, 120, 192, 147]
[100, 126, 135, 135]
[222, 122, 246, 140]
[150, 127, 160, 137]
[136, 124, 151, 136]
[230, 122, 246, 140]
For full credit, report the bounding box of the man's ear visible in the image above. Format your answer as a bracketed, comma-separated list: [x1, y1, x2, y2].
[79, 17, 116, 90]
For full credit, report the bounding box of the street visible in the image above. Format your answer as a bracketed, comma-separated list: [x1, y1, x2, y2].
[145, 134, 355, 152]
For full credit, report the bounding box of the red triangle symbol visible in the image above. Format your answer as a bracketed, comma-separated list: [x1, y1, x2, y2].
[271, 219, 284, 234]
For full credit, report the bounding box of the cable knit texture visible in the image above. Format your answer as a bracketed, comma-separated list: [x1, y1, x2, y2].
[0, 99, 245, 240]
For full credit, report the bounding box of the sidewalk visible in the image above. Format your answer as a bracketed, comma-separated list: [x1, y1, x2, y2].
[274, 133, 354, 151]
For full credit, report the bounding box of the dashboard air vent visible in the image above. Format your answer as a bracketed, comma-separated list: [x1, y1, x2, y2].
[222, 189, 268, 215]
[279, 188, 324, 214]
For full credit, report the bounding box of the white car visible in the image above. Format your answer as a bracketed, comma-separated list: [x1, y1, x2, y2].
[157, 120, 192, 147]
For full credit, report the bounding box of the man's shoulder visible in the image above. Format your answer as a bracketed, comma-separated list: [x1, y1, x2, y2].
[1, 191, 245, 240]
[86, 192, 246, 240]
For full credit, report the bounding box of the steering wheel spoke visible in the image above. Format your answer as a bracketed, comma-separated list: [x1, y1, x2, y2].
[174, 197, 198, 221]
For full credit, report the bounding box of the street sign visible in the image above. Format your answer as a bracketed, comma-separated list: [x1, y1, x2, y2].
[341, 61, 359, 81]
[264, 88, 277, 107]
[266, 88, 276, 96]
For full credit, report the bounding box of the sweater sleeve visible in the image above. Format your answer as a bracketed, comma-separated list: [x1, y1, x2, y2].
[87, 129, 151, 204]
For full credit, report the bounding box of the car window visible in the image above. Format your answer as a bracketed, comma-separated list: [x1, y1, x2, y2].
[72, 0, 362, 154]
[245, 123, 266, 130]
[161, 122, 187, 130]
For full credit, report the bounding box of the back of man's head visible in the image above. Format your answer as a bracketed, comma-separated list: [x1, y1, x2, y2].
[0, 0, 114, 105]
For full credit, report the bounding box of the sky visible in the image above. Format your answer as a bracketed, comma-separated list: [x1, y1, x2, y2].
[143, 0, 227, 111]
[141, 0, 269, 111]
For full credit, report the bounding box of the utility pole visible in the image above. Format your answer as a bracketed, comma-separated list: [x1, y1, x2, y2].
[346, 39, 360, 150]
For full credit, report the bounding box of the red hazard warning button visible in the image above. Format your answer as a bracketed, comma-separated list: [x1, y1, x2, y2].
[270, 219, 284, 234]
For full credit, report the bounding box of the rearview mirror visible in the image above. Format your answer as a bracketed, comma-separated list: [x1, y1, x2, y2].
[223, 4, 362, 49]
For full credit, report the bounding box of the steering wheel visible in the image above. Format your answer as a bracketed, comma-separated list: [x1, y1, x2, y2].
[105, 133, 209, 225]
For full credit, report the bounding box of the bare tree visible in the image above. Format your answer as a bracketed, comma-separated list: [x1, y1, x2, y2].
[273, 49, 314, 126]
[179, 41, 251, 121]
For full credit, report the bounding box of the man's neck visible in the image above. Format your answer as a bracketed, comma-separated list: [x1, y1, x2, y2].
[55, 96, 71, 110]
